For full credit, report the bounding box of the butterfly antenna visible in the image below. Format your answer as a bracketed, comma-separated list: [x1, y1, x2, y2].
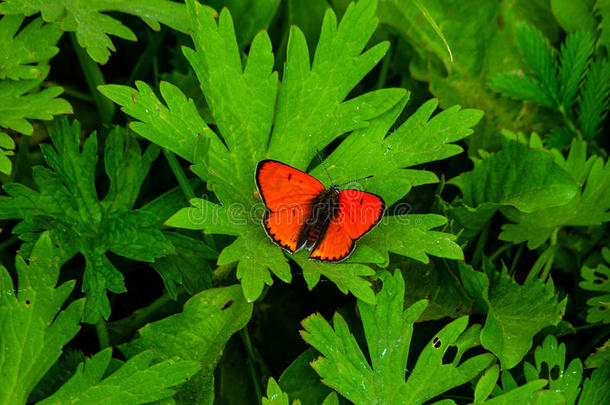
[316, 148, 334, 184]
[337, 175, 374, 187]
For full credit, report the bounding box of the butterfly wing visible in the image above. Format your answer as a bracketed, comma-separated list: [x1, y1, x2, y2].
[256, 160, 325, 252]
[309, 189, 385, 262]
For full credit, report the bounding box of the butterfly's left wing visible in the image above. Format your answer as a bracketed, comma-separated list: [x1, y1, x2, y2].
[309, 189, 385, 262]
[256, 160, 325, 252]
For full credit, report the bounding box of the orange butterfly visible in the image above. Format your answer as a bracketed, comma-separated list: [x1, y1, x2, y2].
[255, 160, 385, 262]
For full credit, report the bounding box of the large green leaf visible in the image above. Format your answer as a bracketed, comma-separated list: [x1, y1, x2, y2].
[0, 118, 174, 323]
[300, 271, 494, 404]
[120, 284, 252, 404]
[449, 133, 579, 239]
[500, 140, 610, 248]
[37, 349, 200, 405]
[460, 263, 566, 369]
[0, 233, 84, 405]
[107, 0, 476, 303]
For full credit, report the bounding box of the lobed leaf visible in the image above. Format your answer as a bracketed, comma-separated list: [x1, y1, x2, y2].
[120, 284, 252, 404]
[301, 271, 494, 404]
[0, 15, 61, 80]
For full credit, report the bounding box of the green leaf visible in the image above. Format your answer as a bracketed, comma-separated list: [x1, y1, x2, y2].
[262, 378, 301, 405]
[0, 131, 15, 175]
[579, 247, 610, 324]
[599, 0, 610, 53]
[0, 15, 61, 80]
[152, 232, 216, 300]
[98, 81, 213, 163]
[500, 140, 610, 248]
[550, 0, 597, 33]
[522, 335, 583, 404]
[120, 284, 252, 404]
[0, 0, 204, 64]
[37, 348, 200, 405]
[0, 118, 173, 323]
[558, 30, 594, 110]
[578, 59, 610, 140]
[585, 339, 610, 369]
[109, 0, 474, 304]
[300, 271, 494, 404]
[478, 265, 565, 369]
[279, 349, 332, 405]
[0, 66, 72, 135]
[449, 134, 579, 239]
[577, 363, 610, 405]
[0, 233, 85, 405]
[472, 364, 548, 404]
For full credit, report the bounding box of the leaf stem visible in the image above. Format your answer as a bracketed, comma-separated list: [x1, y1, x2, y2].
[472, 222, 491, 268]
[96, 319, 111, 349]
[488, 243, 512, 262]
[376, 39, 393, 90]
[69, 33, 115, 126]
[558, 105, 583, 140]
[240, 327, 262, 403]
[0, 235, 19, 252]
[509, 244, 524, 276]
[164, 149, 196, 200]
[539, 228, 559, 281]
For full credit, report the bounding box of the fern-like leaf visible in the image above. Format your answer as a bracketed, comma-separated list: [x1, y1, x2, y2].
[578, 59, 610, 139]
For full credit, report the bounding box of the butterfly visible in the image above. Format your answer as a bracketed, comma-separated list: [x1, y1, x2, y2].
[255, 159, 385, 262]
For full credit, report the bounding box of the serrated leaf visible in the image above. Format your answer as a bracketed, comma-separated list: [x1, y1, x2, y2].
[558, 30, 594, 110]
[522, 335, 583, 404]
[577, 363, 610, 405]
[0, 66, 72, 135]
[98, 81, 212, 163]
[500, 141, 610, 248]
[585, 339, 610, 369]
[0, 131, 15, 175]
[578, 59, 610, 140]
[478, 266, 565, 369]
[0, 15, 61, 80]
[0, 233, 85, 405]
[579, 247, 610, 324]
[300, 271, 494, 404]
[37, 348, 200, 405]
[0, 118, 173, 323]
[449, 134, 579, 239]
[262, 378, 301, 405]
[0, 0, 203, 64]
[109, 0, 474, 304]
[120, 284, 252, 404]
[473, 364, 548, 404]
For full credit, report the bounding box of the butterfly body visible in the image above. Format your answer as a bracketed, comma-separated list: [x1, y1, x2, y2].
[255, 160, 385, 262]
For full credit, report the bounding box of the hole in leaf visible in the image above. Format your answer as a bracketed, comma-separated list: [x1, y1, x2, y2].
[550, 365, 560, 380]
[594, 279, 603, 284]
[594, 271, 608, 281]
[25, 300, 31, 305]
[432, 337, 441, 349]
[540, 362, 550, 379]
[222, 300, 234, 310]
[442, 345, 458, 364]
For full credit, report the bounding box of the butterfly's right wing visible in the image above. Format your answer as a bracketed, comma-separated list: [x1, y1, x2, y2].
[256, 160, 325, 252]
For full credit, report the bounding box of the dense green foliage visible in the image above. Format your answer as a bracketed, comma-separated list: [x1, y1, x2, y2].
[1, 0, 609, 404]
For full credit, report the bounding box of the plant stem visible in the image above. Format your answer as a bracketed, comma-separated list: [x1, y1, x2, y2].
[127, 30, 166, 85]
[0, 235, 19, 252]
[240, 328, 262, 403]
[540, 228, 559, 281]
[164, 149, 196, 200]
[69, 33, 115, 126]
[376, 40, 393, 89]
[509, 244, 524, 276]
[489, 243, 512, 262]
[473, 222, 491, 268]
[96, 319, 111, 349]
[558, 105, 583, 140]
